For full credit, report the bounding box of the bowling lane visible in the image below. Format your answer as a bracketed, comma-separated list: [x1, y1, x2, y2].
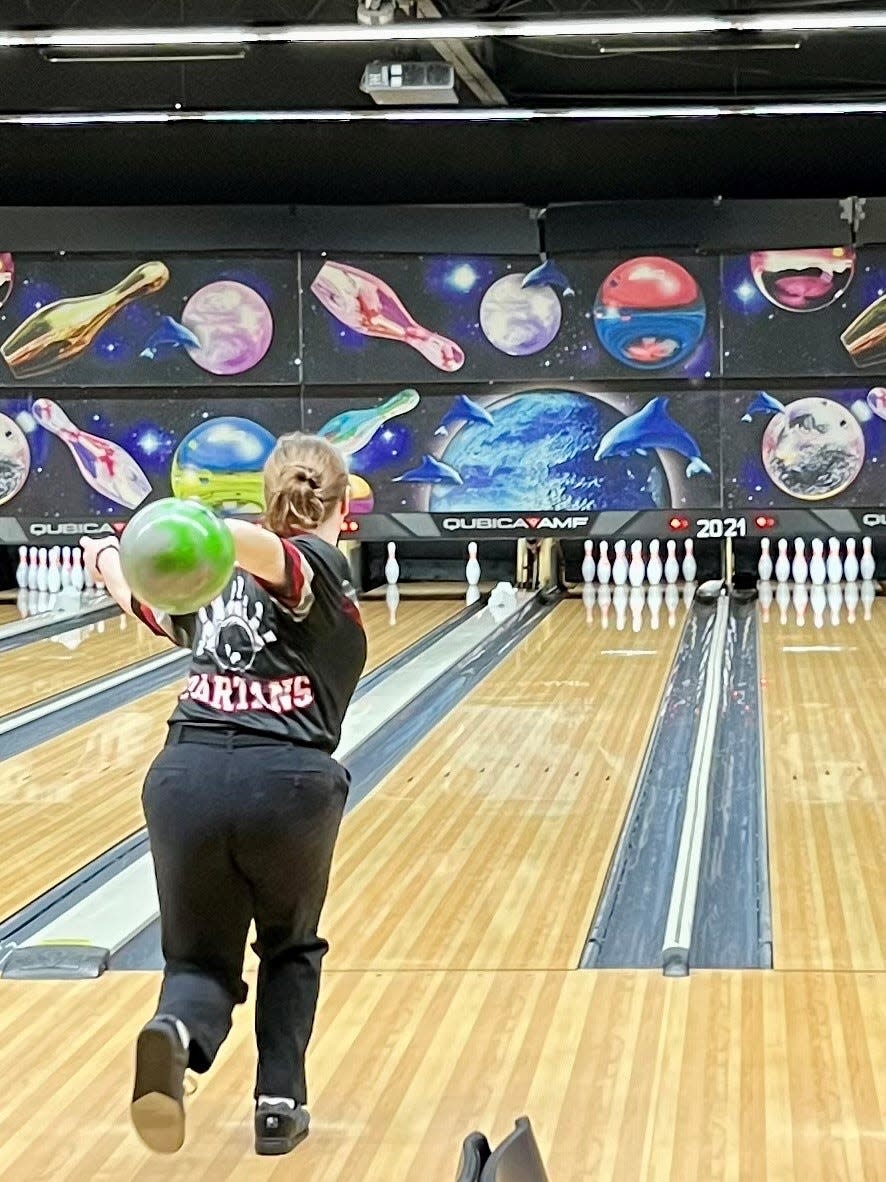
[760, 592, 886, 970]
[0, 595, 463, 920]
[360, 590, 464, 672]
[0, 614, 170, 719]
[323, 599, 682, 972]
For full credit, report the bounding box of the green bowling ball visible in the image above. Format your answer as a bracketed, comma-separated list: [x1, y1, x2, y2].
[120, 497, 235, 615]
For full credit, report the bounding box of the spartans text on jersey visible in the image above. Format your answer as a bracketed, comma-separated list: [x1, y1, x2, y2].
[180, 673, 315, 714]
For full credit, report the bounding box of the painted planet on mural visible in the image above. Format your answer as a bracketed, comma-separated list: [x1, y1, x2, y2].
[348, 474, 374, 515]
[182, 281, 274, 376]
[762, 397, 865, 500]
[594, 256, 706, 370]
[479, 273, 562, 357]
[0, 254, 13, 310]
[750, 247, 855, 312]
[0, 412, 30, 506]
[429, 390, 667, 512]
[171, 416, 277, 512]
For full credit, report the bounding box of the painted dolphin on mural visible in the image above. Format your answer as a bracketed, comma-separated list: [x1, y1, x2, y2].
[595, 396, 712, 478]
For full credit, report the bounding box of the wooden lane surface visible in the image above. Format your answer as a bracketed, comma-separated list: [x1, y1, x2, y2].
[0, 598, 461, 921]
[359, 595, 463, 672]
[760, 596, 886, 970]
[0, 968, 880, 1181]
[322, 600, 681, 972]
[0, 601, 23, 625]
[0, 615, 171, 719]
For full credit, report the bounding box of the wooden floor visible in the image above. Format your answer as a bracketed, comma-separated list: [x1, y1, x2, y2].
[321, 600, 680, 972]
[0, 615, 170, 719]
[760, 595, 886, 970]
[0, 595, 460, 921]
[0, 968, 880, 1181]
[0, 600, 23, 625]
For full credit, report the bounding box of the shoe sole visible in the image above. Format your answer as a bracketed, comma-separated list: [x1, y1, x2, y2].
[255, 1128, 309, 1156]
[130, 1025, 186, 1154]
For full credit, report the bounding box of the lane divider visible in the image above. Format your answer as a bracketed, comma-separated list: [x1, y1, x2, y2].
[0, 649, 187, 739]
[661, 593, 730, 977]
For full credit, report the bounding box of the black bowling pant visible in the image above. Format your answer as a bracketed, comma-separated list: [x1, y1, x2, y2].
[142, 723, 349, 1102]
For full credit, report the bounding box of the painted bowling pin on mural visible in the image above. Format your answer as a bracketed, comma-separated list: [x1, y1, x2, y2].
[32, 398, 151, 509]
[311, 260, 464, 373]
[1, 261, 169, 379]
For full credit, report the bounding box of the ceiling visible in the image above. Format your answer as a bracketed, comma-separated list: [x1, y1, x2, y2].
[4, 1, 886, 205]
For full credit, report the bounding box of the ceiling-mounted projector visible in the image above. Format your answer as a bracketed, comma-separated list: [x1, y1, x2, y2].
[360, 61, 458, 105]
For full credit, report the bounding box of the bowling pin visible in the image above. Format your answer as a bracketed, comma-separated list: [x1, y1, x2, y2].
[27, 545, 38, 591]
[612, 540, 629, 587]
[1, 261, 169, 379]
[844, 580, 859, 623]
[596, 540, 611, 585]
[582, 582, 595, 626]
[36, 548, 48, 592]
[791, 538, 808, 585]
[465, 585, 481, 607]
[72, 548, 86, 591]
[776, 582, 790, 625]
[860, 537, 875, 581]
[810, 584, 826, 629]
[47, 548, 61, 594]
[758, 579, 773, 623]
[15, 545, 28, 589]
[385, 583, 400, 625]
[613, 585, 628, 631]
[664, 540, 679, 585]
[682, 539, 697, 583]
[310, 260, 464, 373]
[647, 539, 663, 587]
[581, 540, 595, 584]
[384, 541, 399, 586]
[826, 582, 843, 626]
[809, 538, 826, 586]
[861, 580, 875, 621]
[844, 537, 859, 582]
[774, 538, 791, 584]
[662, 583, 677, 628]
[826, 537, 843, 585]
[32, 398, 151, 509]
[61, 546, 72, 589]
[647, 584, 663, 630]
[757, 538, 773, 582]
[629, 585, 645, 632]
[628, 541, 645, 588]
[597, 584, 611, 629]
[465, 541, 481, 587]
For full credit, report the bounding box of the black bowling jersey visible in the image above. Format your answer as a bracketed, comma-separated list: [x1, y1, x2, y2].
[131, 535, 367, 754]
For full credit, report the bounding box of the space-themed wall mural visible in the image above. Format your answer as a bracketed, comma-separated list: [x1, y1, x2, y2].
[0, 255, 299, 386]
[724, 388, 883, 508]
[0, 242, 884, 539]
[304, 386, 721, 516]
[302, 253, 720, 383]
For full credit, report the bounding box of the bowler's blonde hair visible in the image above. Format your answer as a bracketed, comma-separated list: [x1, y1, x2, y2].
[262, 433, 349, 535]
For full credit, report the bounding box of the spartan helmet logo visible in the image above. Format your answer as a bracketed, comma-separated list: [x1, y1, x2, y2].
[195, 575, 277, 673]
